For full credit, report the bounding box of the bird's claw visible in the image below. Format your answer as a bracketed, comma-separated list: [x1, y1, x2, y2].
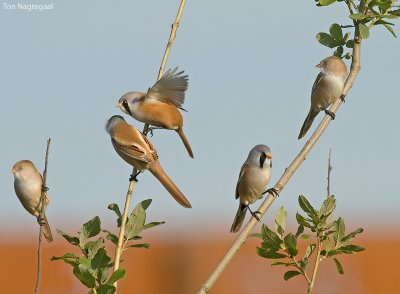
[324, 109, 336, 120]
[129, 171, 140, 182]
[247, 207, 261, 221]
[41, 185, 49, 192]
[37, 216, 46, 226]
[262, 188, 279, 197]
[340, 94, 346, 103]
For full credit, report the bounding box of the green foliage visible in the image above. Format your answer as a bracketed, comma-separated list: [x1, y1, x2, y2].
[254, 195, 364, 285]
[315, 0, 399, 57]
[51, 199, 164, 293]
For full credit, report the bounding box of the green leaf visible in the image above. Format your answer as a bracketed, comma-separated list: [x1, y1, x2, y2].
[275, 206, 287, 239]
[79, 216, 101, 246]
[359, 23, 370, 39]
[300, 233, 315, 240]
[316, 32, 337, 48]
[334, 217, 345, 247]
[296, 213, 313, 229]
[375, 19, 395, 26]
[295, 225, 304, 239]
[333, 258, 344, 274]
[383, 24, 397, 37]
[283, 270, 302, 281]
[344, 52, 352, 60]
[346, 39, 354, 48]
[350, 12, 366, 20]
[260, 224, 283, 250]
[298, 196, 317, 217]
[141, 199, 153, 210]
[108, 203, 122, 227]
[103, 230, 119, 245]
[125, 202, 147, 240]
[337, 244, 365, 253]
[249, 233, 263, 239]
[73, 263, 96, 288]
[50, 253, 79, 267]
[271, 261, 295, 267]
[319, 195, 336, 217]
[257, 247, 287, 259]
[329, 23, 343, 41]
[57, 229, 80, 246]
[304, 244, 316, 259]
[334, 46, 344, 58]
[284, 233, 298, 257]
[91, 248, 111, 271]
[85, 237, 104, 259]
[96, 285, 116, 294]
[319, 0, 336, 6]
[341, 228, 364, 246]
[143, 221, 166, 230]
[127, 243, 150, 249]
[107, 268, 126, 285]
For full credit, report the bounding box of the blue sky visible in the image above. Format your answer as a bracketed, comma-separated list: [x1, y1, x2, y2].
[1, 0, 399, 238]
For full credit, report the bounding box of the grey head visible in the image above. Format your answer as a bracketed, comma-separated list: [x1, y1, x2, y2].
[117, 92, 143, 116]
[246, 144, 272, 169]
[105, 115, 126, 134]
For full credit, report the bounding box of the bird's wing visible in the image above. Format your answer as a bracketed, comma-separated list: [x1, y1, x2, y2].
[146, 67, 188, 108]
[311, 72, 324, 96]
[235, 163, 248, 199]
[111, 138, 152, 164]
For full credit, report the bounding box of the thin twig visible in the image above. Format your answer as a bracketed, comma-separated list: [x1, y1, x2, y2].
[113, 1, 187, 291]
[143, 0, 186, 135]
[35, 138, 51, 294]
[327, 149, 332, 197]
[198, 12, 362, 294]
[308, 237, 322, 294]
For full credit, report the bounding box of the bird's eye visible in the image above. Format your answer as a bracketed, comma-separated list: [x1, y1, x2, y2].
[123, 100, 128, 104]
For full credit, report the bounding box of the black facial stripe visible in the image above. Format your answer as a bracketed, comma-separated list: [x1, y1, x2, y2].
[259, 153, 266, 168]
[122, 101, 132, 116]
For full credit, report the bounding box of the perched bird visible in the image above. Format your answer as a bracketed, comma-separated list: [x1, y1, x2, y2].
[231, 145, 272, 233]
[298, 56, 348, 139]
[11, 160, 53, 242]
[105, 115, 192, 208]
[116, 68, 194, 158]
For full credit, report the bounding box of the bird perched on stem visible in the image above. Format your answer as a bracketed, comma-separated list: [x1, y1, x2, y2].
[116, 68, 194, 158]
[105, 115, 192, 208]
[231, 145, 273, 233]
[298, 56, 348, 139]
[11, 160, 53, 242]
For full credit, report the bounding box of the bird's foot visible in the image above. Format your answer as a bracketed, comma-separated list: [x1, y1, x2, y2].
[145, 127, 163, 137]
[324, 109, 336, 120]
[247, 206, 261, 221]
[340, 94, 346, 103]
[263, 188, 279, 197]
[37, 215, 46, 226]
[41, 185, 49, 192]
[129, 171, 141, 182]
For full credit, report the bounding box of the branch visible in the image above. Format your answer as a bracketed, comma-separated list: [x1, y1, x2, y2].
[327, 149, 332, 197]
[113, 1, 187, 291]
[198, 19, 362, 294]
[143, 0, 186, 135]
[35, 138, 51, 294]
[308, 237, 322, 294]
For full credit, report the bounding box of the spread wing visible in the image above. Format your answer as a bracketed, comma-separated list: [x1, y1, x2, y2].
[146, 67, 188, 108]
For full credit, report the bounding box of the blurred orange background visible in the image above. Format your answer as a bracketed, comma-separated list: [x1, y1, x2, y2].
[1, 229, 398, 294]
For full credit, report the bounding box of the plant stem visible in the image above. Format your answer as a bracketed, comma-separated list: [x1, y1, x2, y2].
[308, 237, 322, 294]
[113, 171, 136, 287]
[292, 257, 311, 284]
[327, 149, 332, 197]
[143, 0, 186, 135]
[198, 13, 362, 294]
[35, 138, 51, 294]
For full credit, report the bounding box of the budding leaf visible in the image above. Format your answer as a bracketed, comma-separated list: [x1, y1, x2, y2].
[333, 258, 344, 274]
[284, 270, 302, 281]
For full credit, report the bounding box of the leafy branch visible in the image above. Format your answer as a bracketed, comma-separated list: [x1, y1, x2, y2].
[254, 196, 365, 293]
[51, 200, 164, 294]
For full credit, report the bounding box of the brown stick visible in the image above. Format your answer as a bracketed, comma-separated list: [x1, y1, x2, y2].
[35, 138, 51, 294]
[327, 149, 332, 197]
[143, 0, 186, 135]
[198, 16, 362, 294]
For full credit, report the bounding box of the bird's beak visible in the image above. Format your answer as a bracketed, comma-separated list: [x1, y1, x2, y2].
[266, 154, 272, 159]
[116, 102, 122, 108]
[11, 168, 15, 173]
[315, 62, 322, 68]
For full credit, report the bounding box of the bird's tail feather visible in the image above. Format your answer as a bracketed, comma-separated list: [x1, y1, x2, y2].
[176, 128, 194, 158]
[41, 213, 53, 242]
[230, 204, 247, 233]
[298, 109, 319, 139]
[150, 161, 192, 208]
